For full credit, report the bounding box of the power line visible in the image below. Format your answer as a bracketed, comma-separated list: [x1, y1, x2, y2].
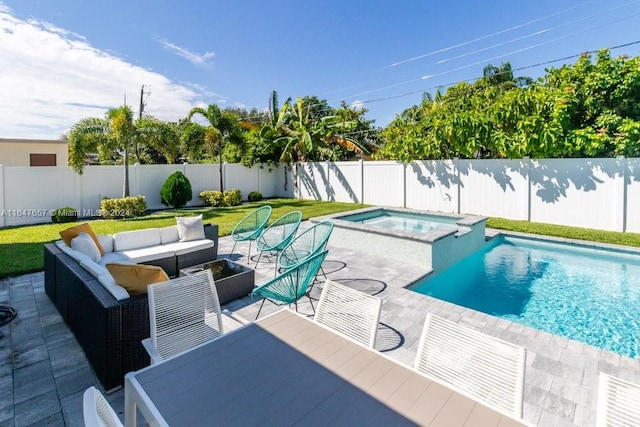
[382, 1, 597, 69]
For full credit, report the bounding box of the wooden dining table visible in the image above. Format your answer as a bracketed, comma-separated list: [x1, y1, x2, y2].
[125, 309, 527, 426]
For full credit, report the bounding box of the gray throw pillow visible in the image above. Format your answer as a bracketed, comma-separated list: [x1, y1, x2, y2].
[176, 214, 205, 242]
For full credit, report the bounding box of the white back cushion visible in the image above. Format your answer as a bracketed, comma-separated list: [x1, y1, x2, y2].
[97, 234, 114, 253]
[113, 228, 161, 251]
[160, 226, 180, 244]
[57, 240, 92, 264]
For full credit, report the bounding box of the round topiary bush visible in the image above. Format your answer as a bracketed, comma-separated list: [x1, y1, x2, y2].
[248, 191, 262, 202]
[161, 171, 193, 208]
[51, 206, 78, 223]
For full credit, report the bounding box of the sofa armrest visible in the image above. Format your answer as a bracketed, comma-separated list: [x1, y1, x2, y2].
[204, 223, 219, 259]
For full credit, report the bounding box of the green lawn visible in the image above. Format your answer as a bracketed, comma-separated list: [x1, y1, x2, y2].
[0, 199, 366, 279]
[3, 202, 640, 279]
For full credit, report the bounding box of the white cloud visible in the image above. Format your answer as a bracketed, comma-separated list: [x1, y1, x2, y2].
[0, 6, 219, 139]
[351, 100, 366, 110]
[157, 38, 215, 66]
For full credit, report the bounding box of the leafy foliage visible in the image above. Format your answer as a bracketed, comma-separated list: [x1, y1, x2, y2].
[160, 171, 193, 209]
[376, 51, 640, 161]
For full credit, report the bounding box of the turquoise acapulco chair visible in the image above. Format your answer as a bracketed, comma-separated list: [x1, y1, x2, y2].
[252, 249, 328, 319]
[230, 205, 272, 263]
[254, 210, 303, 272]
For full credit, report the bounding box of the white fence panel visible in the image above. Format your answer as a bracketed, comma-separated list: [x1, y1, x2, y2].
[626, 158, 640, 233]
[298, 162, 327, 200]
[224, 163, 255, 199]
[137, 164, 185, 209]
[184, 164, 217, 205]
[80, 166, 123, 215]
[259, 164, 291, 198]
[405, 160, 457, 213]
[529, 158, 623, 231]
[363, 161, 405, 207]
[328, 161, 362, 203]
[3, 166, 79, 226]
[459, 159, 529, 219]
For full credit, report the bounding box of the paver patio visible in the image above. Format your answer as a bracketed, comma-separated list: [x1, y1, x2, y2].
[1, 223, 639, 426]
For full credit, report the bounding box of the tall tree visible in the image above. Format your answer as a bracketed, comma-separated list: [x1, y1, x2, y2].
[184, 104, 242, 193]
[68, 105, 136, 197]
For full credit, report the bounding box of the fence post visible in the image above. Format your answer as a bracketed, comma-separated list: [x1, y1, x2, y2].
[0, 165, 5, 227]
[359, 159, 364, 204]
[618, 155, 627, 232]
[403, 162, 407, 208]
[525, 156, 531, 222]
[454, 157, 460, 214]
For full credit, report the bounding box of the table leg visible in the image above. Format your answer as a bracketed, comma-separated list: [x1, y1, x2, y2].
[124, 375, 137, 427]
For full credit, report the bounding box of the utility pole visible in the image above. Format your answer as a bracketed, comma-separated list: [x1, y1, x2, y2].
[139, 84, 150, 119]
[136, 85, 151, 163]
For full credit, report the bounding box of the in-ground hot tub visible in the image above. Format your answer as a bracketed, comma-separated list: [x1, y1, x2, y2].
[315, 207, 487, 273]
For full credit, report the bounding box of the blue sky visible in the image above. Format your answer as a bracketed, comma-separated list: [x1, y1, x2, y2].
[1, 0, 639, 139]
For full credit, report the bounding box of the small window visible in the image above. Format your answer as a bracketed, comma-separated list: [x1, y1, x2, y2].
[30, 153, 56, 166]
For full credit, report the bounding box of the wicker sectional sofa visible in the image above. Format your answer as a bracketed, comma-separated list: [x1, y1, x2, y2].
[43, 222, 218, 391]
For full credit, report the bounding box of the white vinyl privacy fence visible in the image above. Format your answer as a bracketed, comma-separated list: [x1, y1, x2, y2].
[297, 157, 640, 233]
[0, 163, 292, 227]
[2, 157, 639, 233]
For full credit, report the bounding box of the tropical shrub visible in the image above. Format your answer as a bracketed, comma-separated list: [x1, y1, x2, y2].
[99, 196, 146, 219]
[248, 191, 262, 202]
[199, 190, 225, 207]
[160, 171, 192, 208]
[51, 207, 78, 223]
[224, 189, 242, 206]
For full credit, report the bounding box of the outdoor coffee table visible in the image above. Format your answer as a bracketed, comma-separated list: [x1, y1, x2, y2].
[180, 258, 255, 305]
[124, 309, 528, 427]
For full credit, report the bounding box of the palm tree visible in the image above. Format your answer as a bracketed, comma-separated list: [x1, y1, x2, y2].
[260, 96, 367, 197]
[184, 104, 241, 193]
[68, 105, 136, 197]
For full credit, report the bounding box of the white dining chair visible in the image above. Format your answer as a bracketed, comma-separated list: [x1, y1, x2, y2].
[414, 313, 527, 418]
[142, 270, 224, 364]
[83, 386, 123, 427]
[596, 372, 640, 426]
[314, 279, 382, 348]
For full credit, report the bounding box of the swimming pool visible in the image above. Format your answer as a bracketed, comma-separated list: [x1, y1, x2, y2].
[339, 209, 459, 233]
[411, 235, 640, 359]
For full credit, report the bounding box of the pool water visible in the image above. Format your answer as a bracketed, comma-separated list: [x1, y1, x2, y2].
[339, 209, 459, 233]
[411, 235, 640, 359]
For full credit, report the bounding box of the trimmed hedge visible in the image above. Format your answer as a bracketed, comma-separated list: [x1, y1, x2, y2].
[248, 191, 262, 202]
[199, 189, 242, 207]
[99, 195, 147, 219]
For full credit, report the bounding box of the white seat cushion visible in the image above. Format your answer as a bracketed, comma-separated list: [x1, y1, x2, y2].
[113, 228, 161, 251]
[119, 246, 175, 264]
[98, 251, 129, 267]
[160, 239, 214, 256]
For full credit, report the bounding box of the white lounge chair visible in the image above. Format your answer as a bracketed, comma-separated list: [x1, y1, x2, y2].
[314, 279, 382, 348]
[83, 386, 123, 427]
[597, 372, 640, 426]
[414, 313, 527, 418]
[142, 270, 224, 364]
